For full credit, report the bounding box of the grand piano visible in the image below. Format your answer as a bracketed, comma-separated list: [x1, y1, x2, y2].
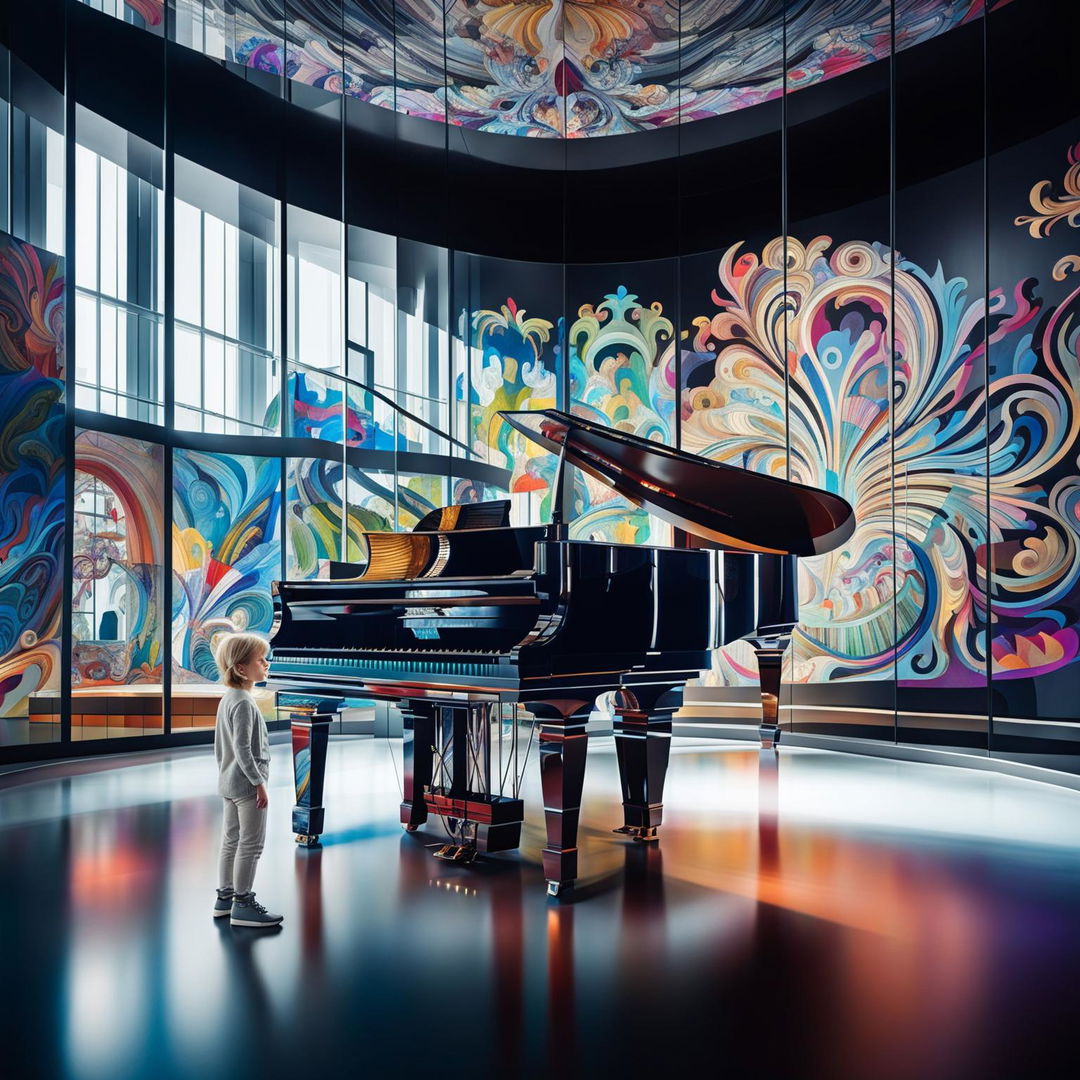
[268, 409, 854, 896]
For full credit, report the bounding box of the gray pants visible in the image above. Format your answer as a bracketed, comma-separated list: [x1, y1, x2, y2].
[218, 795, 267, 895]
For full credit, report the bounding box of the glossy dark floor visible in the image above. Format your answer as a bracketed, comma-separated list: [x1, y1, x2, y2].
[3, 735, 1080, 1080]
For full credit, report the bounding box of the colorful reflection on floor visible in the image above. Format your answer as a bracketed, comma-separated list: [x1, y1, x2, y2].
[2, 738, 1079, 1080]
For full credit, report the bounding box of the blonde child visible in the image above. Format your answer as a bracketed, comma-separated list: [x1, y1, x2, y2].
[212, 632, 283, 928]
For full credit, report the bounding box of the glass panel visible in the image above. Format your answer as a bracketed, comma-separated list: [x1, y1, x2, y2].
[204, 214, 226, 334]
[453, 254, 558, 526]
[11, 75, 65, 254]
[678, 86, 784, 707]
[75, 292, 98, 409]
[342, 0, 394, 109]
[394, 473, 447, 531]
[174, 156, 280, 434]
[567, 261, 677, 545]
[289, 205, 342, 373]
[174, 199, 202, 325]
[988, 0, 1080, 771]
[784, 0, 895, 740]
[74, 143, 98, 290]
[395, 238, 449, 455]
[0, 46, 9, 237]
[74, 106, 164, 423]
[895, 3, 988, 752]
[287, 366, 344, 442]
[72, 432, 165, 739]
[172, 449, 281, 725]
[2, 233, 64, 747]
[174, 324, 201, 408]
[286, 457, 346, 580]
[347, 225, 396, 448]
[79, 0, 165, 35]
[346, 468, 397, 544]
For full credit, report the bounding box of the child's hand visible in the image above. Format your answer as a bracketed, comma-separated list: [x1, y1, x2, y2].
[255, 783, 269, 809]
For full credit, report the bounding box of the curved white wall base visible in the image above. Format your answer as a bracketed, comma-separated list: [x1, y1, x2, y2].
[671, 720, 1080, 793]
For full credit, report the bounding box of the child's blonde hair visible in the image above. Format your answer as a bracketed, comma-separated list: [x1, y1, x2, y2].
[214, 632, 269, 688]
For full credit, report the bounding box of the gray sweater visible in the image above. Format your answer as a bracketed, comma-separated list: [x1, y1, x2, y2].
[214, 688, 270, 799]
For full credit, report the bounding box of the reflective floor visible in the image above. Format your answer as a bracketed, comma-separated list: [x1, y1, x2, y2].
[3, 736, 1080, 1080]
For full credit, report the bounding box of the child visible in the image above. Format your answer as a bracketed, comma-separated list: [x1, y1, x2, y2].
[212, 632, 283, 928]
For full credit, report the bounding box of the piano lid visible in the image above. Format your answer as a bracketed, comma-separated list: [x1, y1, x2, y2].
[499, 409, 855, 557]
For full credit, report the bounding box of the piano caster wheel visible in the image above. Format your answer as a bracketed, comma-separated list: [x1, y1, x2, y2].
[547, 881, 561, 898]
[294, 833, 319, 848]
[403, 824, 419, 833]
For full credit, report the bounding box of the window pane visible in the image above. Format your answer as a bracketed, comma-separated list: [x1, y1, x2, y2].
[174, 201, 202, 325]
[75, 292, 98, 393]
[204, 216, 225, 334]
[75, 145, 97, 290]
[174, 325, 202, 410]
[204, 336, 225, 417]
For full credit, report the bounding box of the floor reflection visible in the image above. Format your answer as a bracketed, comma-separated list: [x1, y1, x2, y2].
[2, 738, 1080, 1079]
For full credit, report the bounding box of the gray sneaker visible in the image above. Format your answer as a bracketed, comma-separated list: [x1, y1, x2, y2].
[213, 888, 234, 918]
[230, 892, 283, 928]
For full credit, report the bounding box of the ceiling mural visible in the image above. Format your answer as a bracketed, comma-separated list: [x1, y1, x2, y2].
[116, 1, 1000, 138]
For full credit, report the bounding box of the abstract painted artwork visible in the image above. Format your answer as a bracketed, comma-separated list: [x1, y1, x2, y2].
[568, 285, 675, 544]
[0, 234, 65, 721]
[285, 457, 395, 578]
[459, 299, 559, 517]
[72, 431, 165, 688]
[683, 235, 1079, 688]
[172, 450, 281, 682]
[101, 1, 1000, 138]
[463, 212, 1080, 692]
[287, 368, 388, 448]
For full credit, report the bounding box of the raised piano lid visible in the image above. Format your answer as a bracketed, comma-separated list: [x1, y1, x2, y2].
[499, 408, 855, 557]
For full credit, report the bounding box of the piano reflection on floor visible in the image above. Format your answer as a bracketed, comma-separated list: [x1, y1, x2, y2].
[268, 410, 855, 896]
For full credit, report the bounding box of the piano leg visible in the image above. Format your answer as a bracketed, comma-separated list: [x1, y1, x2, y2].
[526, 699, 594, 898]
[750, 634, 792, 751]
[611, 684, 679, 842]
[400, 701, 436, 832]
[291, 712, 333, 846]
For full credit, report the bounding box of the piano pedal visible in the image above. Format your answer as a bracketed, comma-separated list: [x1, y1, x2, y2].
[612, 825, 659, 842]
[432, 843, 477, 864]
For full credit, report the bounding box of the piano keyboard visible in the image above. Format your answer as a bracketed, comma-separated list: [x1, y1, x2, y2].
[272, 652, 512, 681]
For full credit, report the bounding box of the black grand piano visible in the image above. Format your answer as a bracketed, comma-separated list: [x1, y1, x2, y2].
[268, 409, 854, 896]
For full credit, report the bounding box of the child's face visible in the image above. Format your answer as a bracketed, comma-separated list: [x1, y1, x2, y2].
[238, 648, 270, 685]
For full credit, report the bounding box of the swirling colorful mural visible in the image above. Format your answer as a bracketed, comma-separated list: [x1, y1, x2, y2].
[568, 285, 675, 543]
[0, 233, 65, 721]
[460, 298, 559, 510]
[285, 457, 394, 578]
[99, 1, 1000, 138]
[172, 450, 281, 682]
[459, 222, 1079, 693]
[683, 235, 1079, 687]
[287, 369, 388, 448]
[72, 431, 164, 688]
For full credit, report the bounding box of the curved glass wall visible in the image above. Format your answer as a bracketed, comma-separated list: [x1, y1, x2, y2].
[1, 0, 1078, 776]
